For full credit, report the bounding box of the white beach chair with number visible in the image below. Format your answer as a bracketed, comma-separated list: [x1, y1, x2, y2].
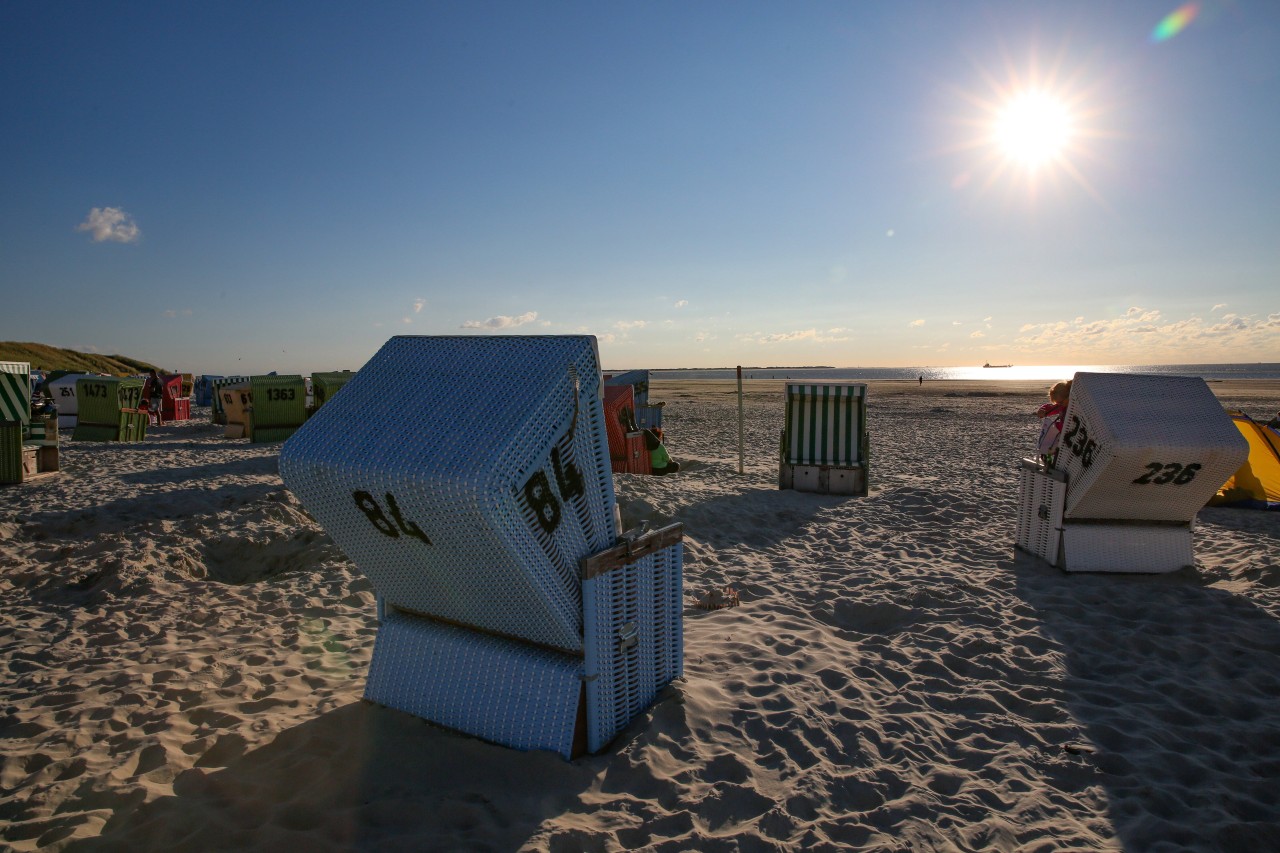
[778, 382, 869, 496]
[1016, 372, 1249, 573]
[279, 335, 684, 758]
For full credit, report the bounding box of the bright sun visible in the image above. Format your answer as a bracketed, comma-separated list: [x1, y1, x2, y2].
[993, 91, 1073, 169]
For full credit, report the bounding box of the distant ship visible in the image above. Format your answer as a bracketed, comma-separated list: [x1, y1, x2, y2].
[982, 362, 1013, 368]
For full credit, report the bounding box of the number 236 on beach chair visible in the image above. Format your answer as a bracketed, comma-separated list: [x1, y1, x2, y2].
[1016, 372, 1249, 573]
[778, 382, 869, 496]
[280, 336, 684, 758]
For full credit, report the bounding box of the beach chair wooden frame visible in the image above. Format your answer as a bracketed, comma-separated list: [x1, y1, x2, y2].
[778, 382, 869, 496]
[280, 336, 684, 758]
[1015, 373, 1249, 573]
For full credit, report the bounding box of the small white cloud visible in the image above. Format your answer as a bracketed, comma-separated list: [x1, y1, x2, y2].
[598, 332, 616, 344]
[1126, 306, 1144, 317]
[540, 320, 552, 327]
[412, 299, 426, 313]
[1211, 303, 1226, 312]
[78, 207, 141, 243]
[402, 317, 412, 324]
[461, 311, 538, 330]
[615, 320, 646, 331]
[909, 319, 925, 327]
[886, 229, 895, 237]
[952, 321, 962, 326]
[162, 309, 177, 319]
[674, 299, 688, 308]
[970, 330, 985, 338]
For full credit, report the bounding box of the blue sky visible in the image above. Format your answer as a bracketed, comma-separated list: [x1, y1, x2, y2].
[2, 1, 1277, 373]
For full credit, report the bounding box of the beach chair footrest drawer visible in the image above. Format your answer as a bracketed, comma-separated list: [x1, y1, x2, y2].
[1058, 523, 1193, 574]
[779, 463, 866, 495]
[365, 609, 583, 758]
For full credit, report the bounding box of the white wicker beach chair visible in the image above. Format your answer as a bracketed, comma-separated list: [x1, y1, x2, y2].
[279, 336, 683, 758]
[778, 382, 869, 495]
[1016, 372, 1249, 573]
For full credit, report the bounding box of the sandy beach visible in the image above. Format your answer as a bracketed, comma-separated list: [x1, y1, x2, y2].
[2, 378, 1279, 851]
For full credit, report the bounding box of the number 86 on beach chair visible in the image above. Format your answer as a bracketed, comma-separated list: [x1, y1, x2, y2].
[280, 336, 684, 758]
[1016, 372, 1249, 573]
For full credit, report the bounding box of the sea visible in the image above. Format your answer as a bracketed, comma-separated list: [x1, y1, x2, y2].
[645, 364, 1280, 382]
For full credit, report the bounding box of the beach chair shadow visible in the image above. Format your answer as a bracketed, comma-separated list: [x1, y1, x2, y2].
[77, 700, 603, 851]
[778, 382, 869, 496]
[1015, 373, 1248, 573]
[279, 335, 685, 759]
[1011, 553, 1280, 849]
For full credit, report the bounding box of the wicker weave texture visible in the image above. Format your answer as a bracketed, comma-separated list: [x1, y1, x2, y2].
[582, 540, 684, 753]
[782, 383, 866, 466]
[1015, 461, 1065, 566]
[1058, 373, 1249, 521]
[280, 335, 618, 652]
[1059, 524, 1193, 573]
[364, 609, 581, 756]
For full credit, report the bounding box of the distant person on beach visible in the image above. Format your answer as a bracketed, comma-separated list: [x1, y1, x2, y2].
[919, 375, 923, 385]
[144, 369, 165, 413]
[1036, 380, 1072, 466]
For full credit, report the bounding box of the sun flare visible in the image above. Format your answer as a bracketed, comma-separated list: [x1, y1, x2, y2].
[993, 91, 1073, 169]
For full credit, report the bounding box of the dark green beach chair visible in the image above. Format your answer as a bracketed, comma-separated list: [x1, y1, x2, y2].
[310, 371, 354, 413]
[72, 377, 148, 442]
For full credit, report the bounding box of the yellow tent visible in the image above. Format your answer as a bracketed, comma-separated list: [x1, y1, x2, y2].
[1209, 411, 1280, 510]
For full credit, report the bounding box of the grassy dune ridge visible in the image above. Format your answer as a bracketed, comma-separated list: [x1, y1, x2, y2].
[0, 341, 158, 375]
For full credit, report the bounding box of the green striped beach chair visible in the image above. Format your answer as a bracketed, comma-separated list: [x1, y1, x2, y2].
[248, 375, 307, 443]
[1, 361, 60, 484]
[1, 362, 32, 430]
[72, 377, 148, 442]
[779, 382, 869, 496]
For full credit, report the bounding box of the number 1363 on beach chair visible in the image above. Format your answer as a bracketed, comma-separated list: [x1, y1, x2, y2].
[280, 336, 684, 758]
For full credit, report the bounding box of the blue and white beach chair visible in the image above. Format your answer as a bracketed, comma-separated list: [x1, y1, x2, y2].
[1016, 372, 1248, 573]
[280, 336, 684, 758]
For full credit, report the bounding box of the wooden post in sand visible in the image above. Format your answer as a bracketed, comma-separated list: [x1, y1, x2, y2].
[737, 365, 744, 474]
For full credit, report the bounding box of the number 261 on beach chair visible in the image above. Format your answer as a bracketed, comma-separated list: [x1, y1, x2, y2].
[280, 336, 684, 758]
[779, 382, 870, 496]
